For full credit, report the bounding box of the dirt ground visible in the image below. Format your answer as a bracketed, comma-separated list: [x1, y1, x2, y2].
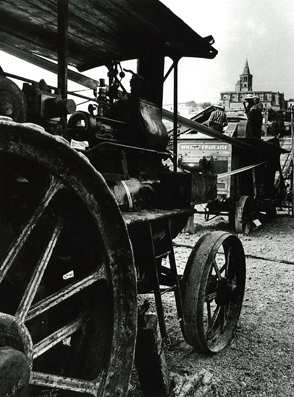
[129, 209, 294, 396]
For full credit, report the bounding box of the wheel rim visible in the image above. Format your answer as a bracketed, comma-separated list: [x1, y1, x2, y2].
[182, 231, 246, 354]
[235, 195, 253, 234]
[0, 120, 137, 396]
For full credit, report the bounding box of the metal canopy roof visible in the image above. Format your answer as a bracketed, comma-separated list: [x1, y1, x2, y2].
[0, 0, 217, 72]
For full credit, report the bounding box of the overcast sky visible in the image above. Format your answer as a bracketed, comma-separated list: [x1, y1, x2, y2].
[1, 0, 293, 107]
[161, 0, 294, 104]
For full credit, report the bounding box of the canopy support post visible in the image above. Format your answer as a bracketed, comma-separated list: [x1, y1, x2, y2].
[58, 0, 69, 137]
[173, 59, 179, 172]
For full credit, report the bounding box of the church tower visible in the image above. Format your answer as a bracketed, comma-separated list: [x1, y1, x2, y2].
[235, 60, 253, 92]
[220, 60, 285, 110]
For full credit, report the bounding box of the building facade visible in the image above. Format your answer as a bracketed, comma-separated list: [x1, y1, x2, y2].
[163, 101, 202, 117]
[220, 60, 286, 111]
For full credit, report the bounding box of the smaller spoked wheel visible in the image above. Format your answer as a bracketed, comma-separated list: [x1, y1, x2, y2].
[181, 231, 246, 354]
[235, 195, 254, 234]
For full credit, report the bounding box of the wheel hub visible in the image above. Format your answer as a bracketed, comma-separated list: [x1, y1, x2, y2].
[0, 313, 32, 396]
[216, 277, 239, 305]
[0, 347, 30, 396]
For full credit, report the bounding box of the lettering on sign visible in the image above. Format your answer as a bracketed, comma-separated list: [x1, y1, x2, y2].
[180, 144, 200, 150]
[179, 144, 228, 151]
[201, 144, 228, 150]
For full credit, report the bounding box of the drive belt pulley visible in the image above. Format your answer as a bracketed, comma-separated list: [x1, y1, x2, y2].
[0, 75, 27, 122]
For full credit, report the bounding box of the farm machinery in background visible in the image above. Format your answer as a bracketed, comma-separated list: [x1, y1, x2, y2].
[0, 1, 247, 396]
[173, 107, 289, 233]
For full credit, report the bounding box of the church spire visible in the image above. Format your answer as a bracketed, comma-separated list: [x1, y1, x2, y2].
[235, 59, 253, 92]
[243, 59, 251, 75]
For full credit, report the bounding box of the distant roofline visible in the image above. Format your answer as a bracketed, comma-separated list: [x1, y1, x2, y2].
[220, 90, 284, 95]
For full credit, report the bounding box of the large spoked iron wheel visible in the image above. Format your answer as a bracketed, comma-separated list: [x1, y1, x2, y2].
[181, 231, 246, 354]
[0, 120, 137, 396]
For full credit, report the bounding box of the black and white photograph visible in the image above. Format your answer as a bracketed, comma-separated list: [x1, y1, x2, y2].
[0, 1, 293, 396]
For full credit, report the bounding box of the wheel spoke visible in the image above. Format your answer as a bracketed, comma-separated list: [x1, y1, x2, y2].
[219, 262, 226, 275]
[225, 245, 232, 278]
[15, 216, 63, 322]
[207, 304, 221, 332]
[27, 265, 108, 321]
[205, 291, 217, 302]
[33, 316, 83, 359]
[206, 301, 212, 324]
[0, 175, 63, 283]
[31, 372, 97, 395]
[212, 259, 222, 280]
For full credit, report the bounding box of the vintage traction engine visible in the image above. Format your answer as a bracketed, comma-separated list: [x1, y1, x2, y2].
[0, 1, 246, 396]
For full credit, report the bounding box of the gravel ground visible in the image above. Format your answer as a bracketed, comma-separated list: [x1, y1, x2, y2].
[130, 210, 294, 396]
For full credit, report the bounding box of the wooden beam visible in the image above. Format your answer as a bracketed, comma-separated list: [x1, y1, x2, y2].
[0, 42, 99, 90]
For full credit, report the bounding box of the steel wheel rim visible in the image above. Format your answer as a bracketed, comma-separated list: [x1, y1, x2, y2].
[182, 231, 246, 354]
[200, 234, 245, 352]
[235, 195, 253, 234]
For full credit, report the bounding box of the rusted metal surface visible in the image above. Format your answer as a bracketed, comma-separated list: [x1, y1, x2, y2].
[122, 208, 194, 226]
[181, 231, 246, 354]
[0, 0, 217, 72]
[0, 348, 30, 396]
[235, 195, 254, 234]
[0, 120, 137, 395]
[0, 313, 34, 368]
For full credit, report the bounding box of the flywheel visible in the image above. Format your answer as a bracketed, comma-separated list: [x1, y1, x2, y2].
[0, 75, 27, 122]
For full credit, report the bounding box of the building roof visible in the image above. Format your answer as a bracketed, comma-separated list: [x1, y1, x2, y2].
[220, 90, 284, 95]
